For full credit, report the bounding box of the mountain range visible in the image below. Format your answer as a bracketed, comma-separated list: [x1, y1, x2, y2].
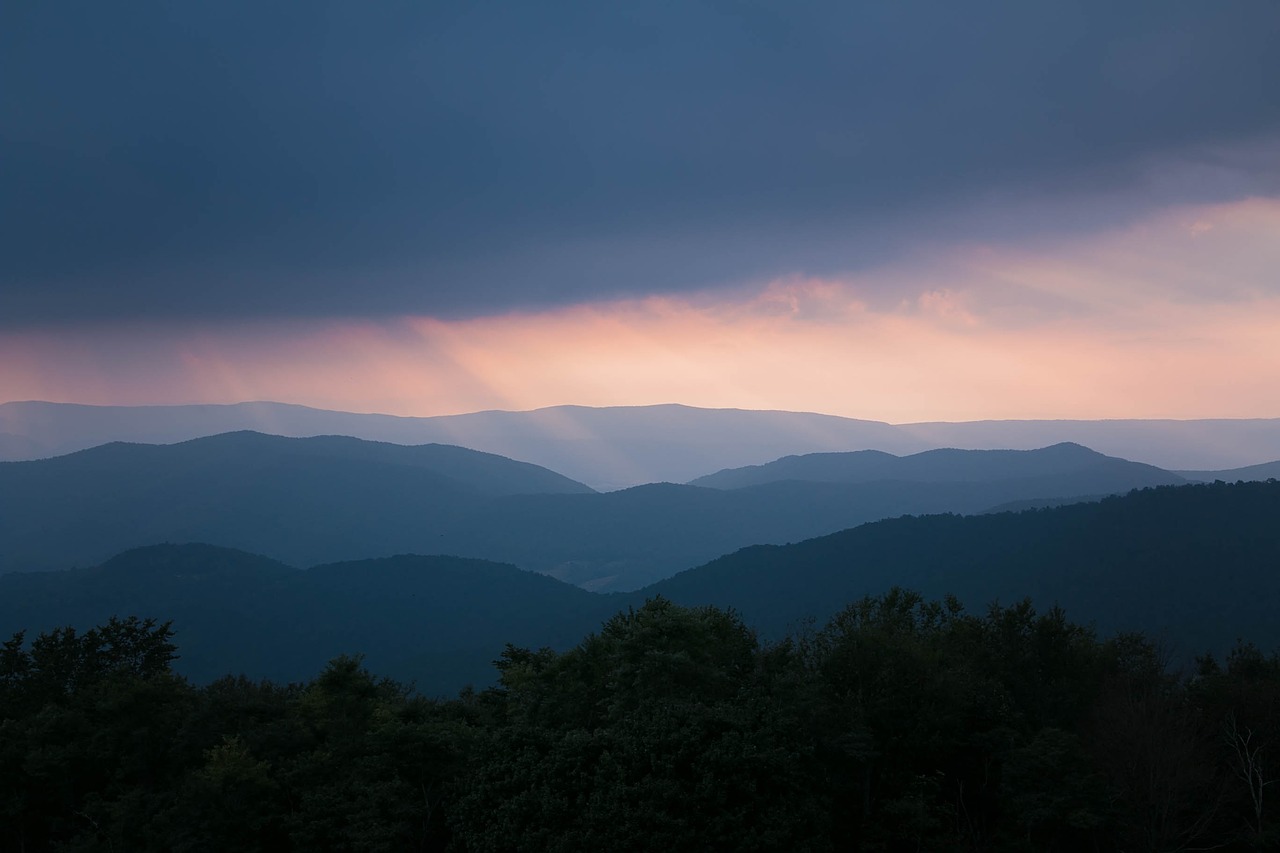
[689, 442, 1182, 492]
[3, 479, 1277, 695]
[0, 432, 1197, 590]
[4, 400, 1280, 489]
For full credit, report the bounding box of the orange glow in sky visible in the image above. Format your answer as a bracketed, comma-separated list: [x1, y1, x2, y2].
[3, 197, 1279, 422]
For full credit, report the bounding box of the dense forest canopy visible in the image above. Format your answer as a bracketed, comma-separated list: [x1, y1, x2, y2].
[3, 596, 1279, 852]
[3, 480, 1279, 849]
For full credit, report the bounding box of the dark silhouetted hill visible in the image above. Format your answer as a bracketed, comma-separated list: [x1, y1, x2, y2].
[647, 479, 1280, 659]
[0, 543, 617, 695]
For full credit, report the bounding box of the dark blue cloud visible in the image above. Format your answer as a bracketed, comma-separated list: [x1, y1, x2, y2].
[3, 0, 1278, 324]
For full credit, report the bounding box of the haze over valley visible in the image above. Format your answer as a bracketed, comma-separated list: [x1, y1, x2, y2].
[4, 417, 1262, 591]
[5, 400, 1280, 489]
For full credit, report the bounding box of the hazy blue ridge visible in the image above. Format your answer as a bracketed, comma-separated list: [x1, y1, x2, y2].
[0, 543, 619, 696]
[689, 443, 1184, 489]
[0, 433, 1197, 591]
[0, 431, 592, 573]
[1175, 459, 1280, 483]
[5, 401, 1280, 487]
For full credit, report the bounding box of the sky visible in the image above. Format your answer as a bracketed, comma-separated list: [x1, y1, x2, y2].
[3, 1, 1279, 421]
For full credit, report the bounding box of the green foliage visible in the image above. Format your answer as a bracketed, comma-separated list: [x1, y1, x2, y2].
[1001, 727, 1110, 848]
[4, 591, 1280, 851]
[0, 617, 190, 852]
[453, 598, 829, 851]
[163, 735, 283, 852]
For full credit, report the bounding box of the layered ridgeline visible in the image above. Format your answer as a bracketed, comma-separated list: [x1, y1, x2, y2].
[0, 431, 592, 573]
[0, 544, 619, 696]
[5, 400, 1280, 488]
[1, 434, 1186, 590]
[3, 480, 1279, 693]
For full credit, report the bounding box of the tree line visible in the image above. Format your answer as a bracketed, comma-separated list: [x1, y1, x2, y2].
[3, 593, 1279, 852]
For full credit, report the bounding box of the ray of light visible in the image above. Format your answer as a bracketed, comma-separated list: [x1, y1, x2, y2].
[2, 197, 1278, 423]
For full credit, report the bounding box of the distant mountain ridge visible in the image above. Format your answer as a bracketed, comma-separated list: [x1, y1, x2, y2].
[0, 401, 913, 489]
[689, 442, 1182, 493]
[0, 433, 1190, 590]
[4, 400, 1280, 488]
[1175, 459, 1280, 482]
[37, 430, 595, 496]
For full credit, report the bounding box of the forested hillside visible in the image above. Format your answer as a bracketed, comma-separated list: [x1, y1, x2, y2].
[3, 480, 1279, 691]
[0, 544, 618, 695]
[651, 479, 1280, 656]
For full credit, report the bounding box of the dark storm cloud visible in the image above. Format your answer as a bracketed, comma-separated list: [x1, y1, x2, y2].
[3, 0, 1279, 324]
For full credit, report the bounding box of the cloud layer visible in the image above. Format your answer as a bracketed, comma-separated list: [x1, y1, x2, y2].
[5, 197, 1277, 421]
[4, 1, 1279, 324]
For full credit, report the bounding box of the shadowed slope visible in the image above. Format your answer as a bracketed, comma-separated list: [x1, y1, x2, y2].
[0, 543, 617, 695]
[647, 479, 1280, 658]
[4, 481, 1280, 691]
[0, 432, 591, 572]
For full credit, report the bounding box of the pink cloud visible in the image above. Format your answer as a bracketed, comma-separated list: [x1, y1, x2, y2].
[3, 197, 1278, 422]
